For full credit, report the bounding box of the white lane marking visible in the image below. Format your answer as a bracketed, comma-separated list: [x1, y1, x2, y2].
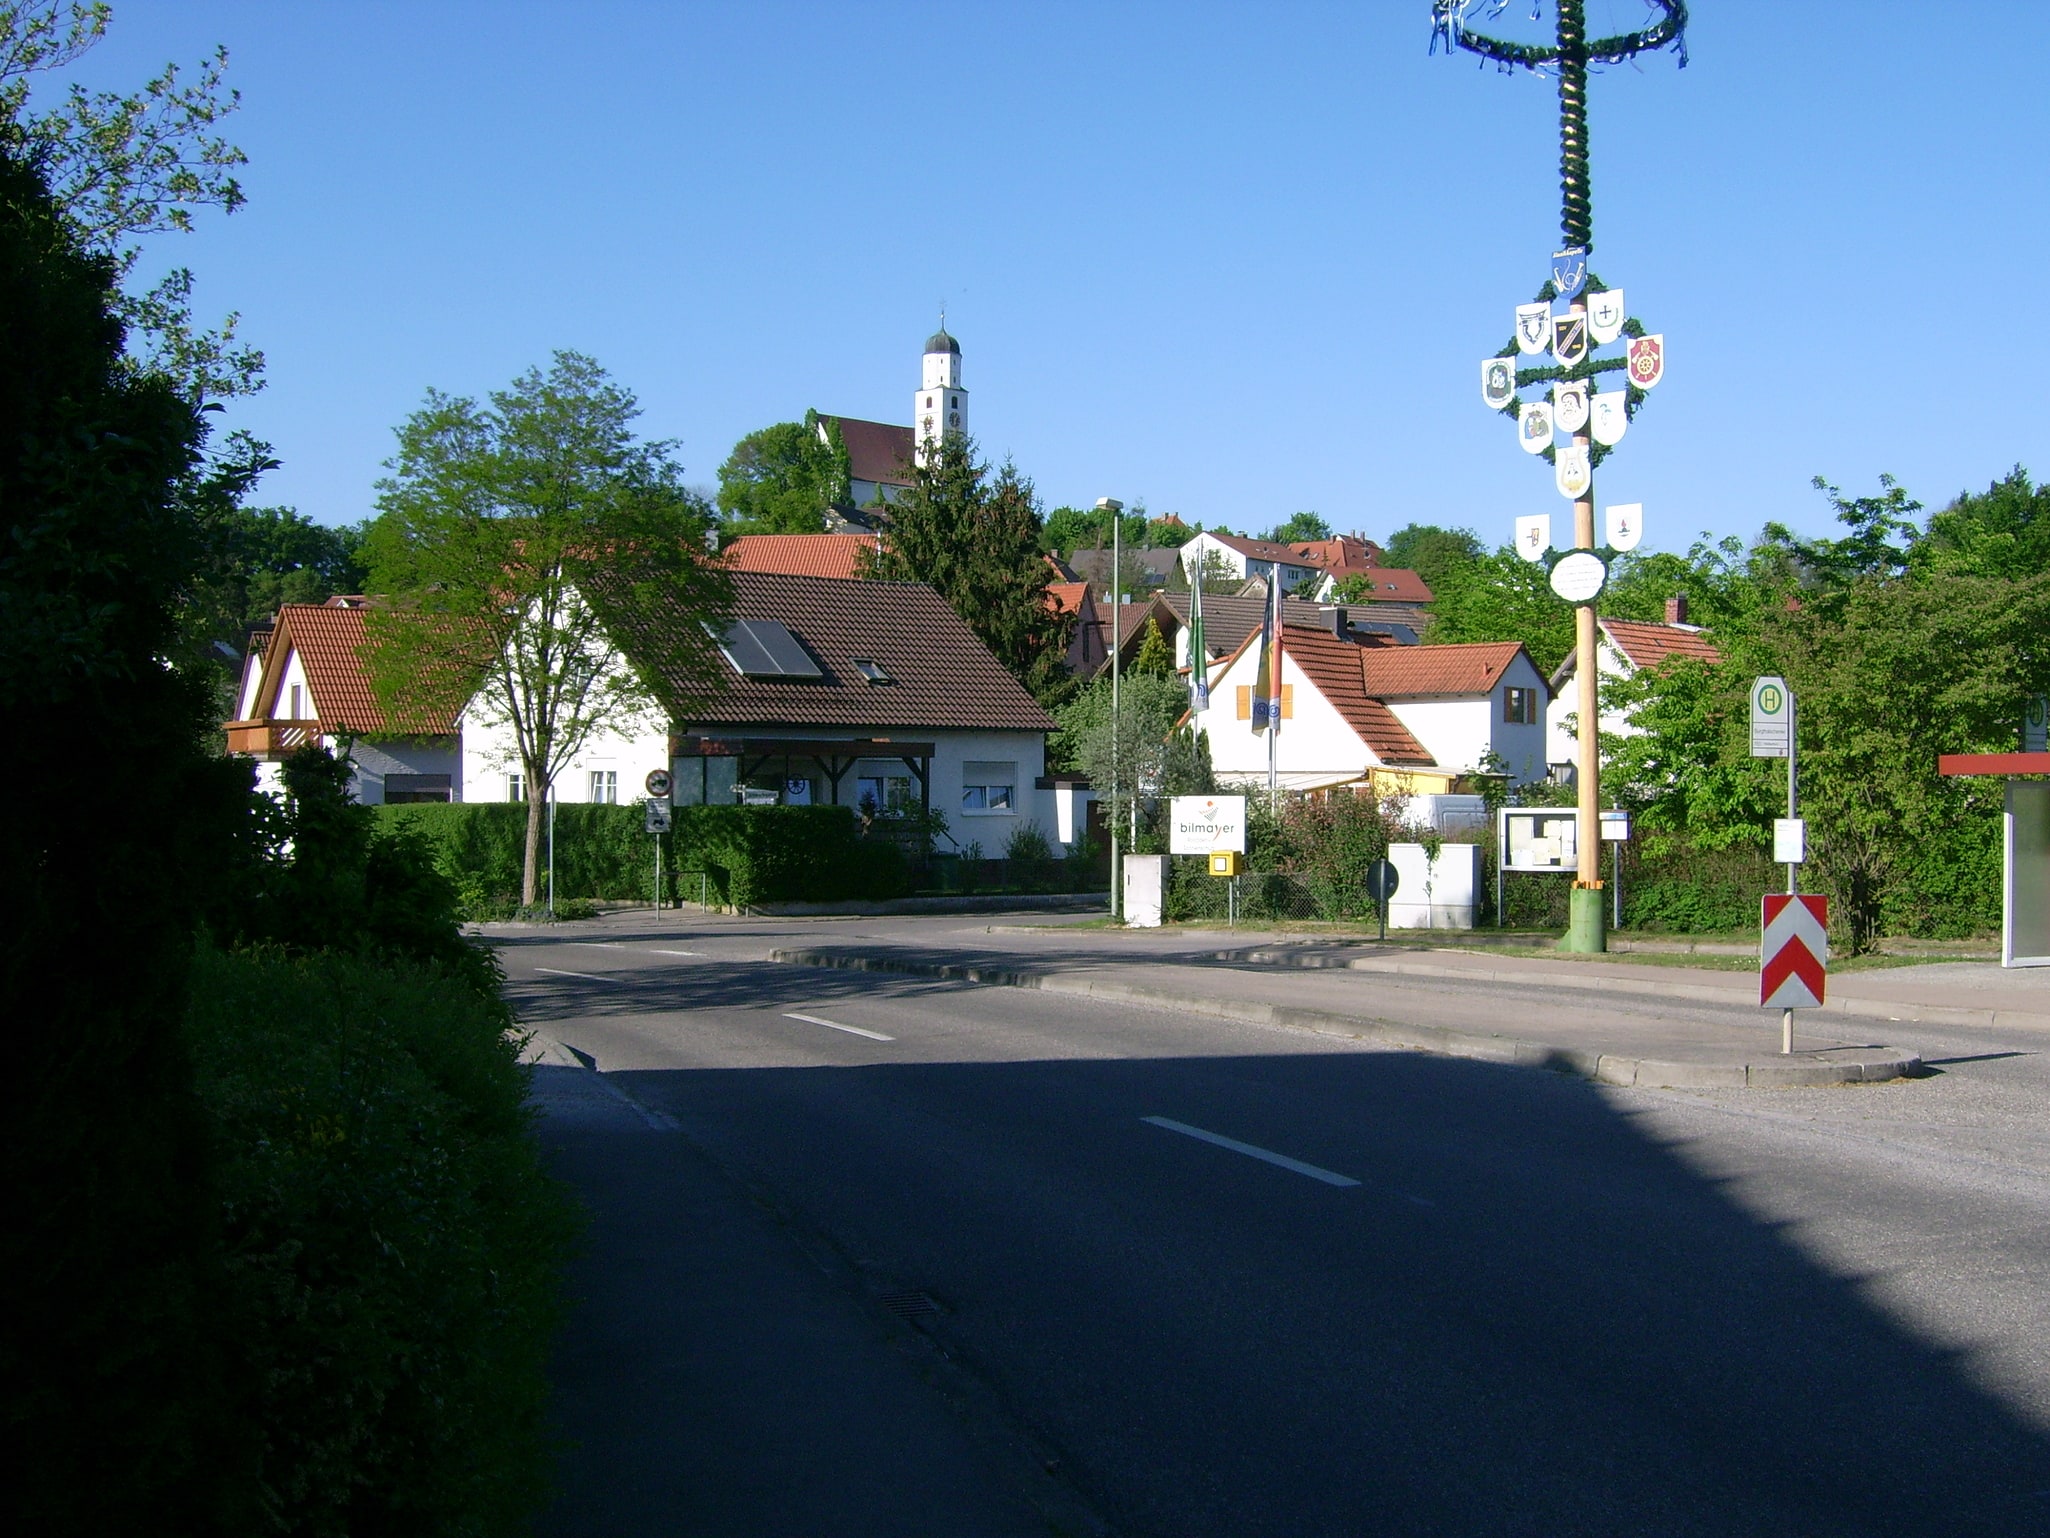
[570, 942, 627, 950]
[651, 949, 703, 957]
[535, 967, 620, 984]
[1142, 1116, 1361, 1187]
[783, 1011, 894, 1042]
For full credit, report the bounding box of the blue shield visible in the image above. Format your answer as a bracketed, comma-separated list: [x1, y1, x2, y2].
[1550, 247, 1587, 300]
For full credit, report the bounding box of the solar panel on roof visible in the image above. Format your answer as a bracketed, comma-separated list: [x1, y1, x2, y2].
[716, 619, 822, 678]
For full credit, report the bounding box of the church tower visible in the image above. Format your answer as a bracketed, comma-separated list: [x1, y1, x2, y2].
[914, 323, 965, 465]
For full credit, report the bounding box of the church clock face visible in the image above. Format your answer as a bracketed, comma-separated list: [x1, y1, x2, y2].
[948, 411, 960, 427]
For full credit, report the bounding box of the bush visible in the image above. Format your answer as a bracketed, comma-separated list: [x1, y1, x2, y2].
[675, 804, 908, 907]
[186, 943, 579, 1535]
[375, 801, 672, 917]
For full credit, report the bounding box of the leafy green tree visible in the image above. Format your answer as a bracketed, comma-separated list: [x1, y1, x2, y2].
[1052, 671, 1195, 837]
[1423, 545, 1578, 673]
[713, 410, 851, 533]
[366, 352, 730, 907]
[1265, 510, 1331, 543]
[1915, 466, 2050, 581]
[1146, 514, 1197, 548]
[1043, 501, 1146, 556]
[2, 0, 259, 399]
[1166, 545, 1241, 596]
[867, 433, 1076, 707]
[1381, 522, 1483, 589]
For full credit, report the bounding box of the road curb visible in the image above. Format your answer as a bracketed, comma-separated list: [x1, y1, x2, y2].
[768, 947, 1922, 1090]
[1217, 946, 2050, 1035]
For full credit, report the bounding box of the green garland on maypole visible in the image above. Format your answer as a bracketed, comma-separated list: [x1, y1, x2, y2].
[1430, 0, 1688, 252]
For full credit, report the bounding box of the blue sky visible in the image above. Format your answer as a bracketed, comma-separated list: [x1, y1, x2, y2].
[57, 2, 2050, 554]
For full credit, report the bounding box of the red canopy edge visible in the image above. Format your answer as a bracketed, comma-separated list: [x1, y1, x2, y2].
[1937, 752, 2050, 777]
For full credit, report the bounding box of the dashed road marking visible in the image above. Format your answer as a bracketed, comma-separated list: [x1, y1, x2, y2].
[1142, 1116, 1361, 1187]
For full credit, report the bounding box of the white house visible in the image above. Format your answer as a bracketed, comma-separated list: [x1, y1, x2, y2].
[1195, 618, 1457, 798]
[1359, 642, 1552, 787]
[1546, 601, 1720, 775]
[225, 598, 462, 803]
[1177, 533, 1435, 604]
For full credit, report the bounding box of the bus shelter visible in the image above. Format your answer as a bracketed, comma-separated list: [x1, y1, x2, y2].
[1937, 752, 2050, 968]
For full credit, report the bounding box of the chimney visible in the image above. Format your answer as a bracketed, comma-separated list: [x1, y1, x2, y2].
[1665, 594, 1689, 626]
[1323, 606, 1349, 639]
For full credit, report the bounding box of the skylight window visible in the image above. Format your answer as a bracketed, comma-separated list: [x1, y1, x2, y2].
[852, 658, 892, 685]
[715, 619, 822, 678]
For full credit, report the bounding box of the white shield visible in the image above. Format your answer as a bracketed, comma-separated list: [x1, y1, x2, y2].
[1551, 308, 1588, 368]
[1514, 514, 1552, 563]
[1515, 302, 1552, 356]
[1551, 379, 1589, 434]
[1555, 443, 1591, 500]
[1627, 333, 1665, 389]
[1481, 356, 1516, 411]
[1589, 390, 1628, 446]
[1605, 502, 1644, 551]
[1517, 401, 1554, 454]
[1587, 288, 1626, 344]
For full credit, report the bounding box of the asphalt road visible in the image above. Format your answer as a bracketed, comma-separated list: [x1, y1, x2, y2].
[511, 914, 2050, 1536]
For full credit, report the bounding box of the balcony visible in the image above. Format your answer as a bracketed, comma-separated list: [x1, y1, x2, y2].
[224, 719, 326, 757]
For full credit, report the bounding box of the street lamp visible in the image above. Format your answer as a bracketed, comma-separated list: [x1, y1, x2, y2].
[1098, 496, 1124, 921]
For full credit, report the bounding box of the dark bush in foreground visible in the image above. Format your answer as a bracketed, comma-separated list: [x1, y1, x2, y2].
[187, 943, 579, 1535]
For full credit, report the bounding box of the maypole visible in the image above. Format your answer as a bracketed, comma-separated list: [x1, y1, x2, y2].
[1433, 0, 1687, 953]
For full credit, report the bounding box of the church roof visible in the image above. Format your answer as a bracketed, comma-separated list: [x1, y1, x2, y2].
[824, 416, 916, 487]
[924, 328, 960, 356]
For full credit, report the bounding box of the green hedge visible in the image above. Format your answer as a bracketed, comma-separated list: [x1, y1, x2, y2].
[186, 942, 579, 1534]
[375, 803, 665, 915]
[675, 804, 908, 907]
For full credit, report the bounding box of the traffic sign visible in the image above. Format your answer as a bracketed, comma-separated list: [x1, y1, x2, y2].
[1750, 677, 1792, 757]
[645, 768, 673, 798]
[1761, 894, 1828, 1008]
[645, 798, 672, 834]
[1365, 859, 1399, 902]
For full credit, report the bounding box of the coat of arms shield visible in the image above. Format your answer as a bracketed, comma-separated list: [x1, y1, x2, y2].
[1551, 379, 1589, 435]
[1514, 514, 1552, 563]
[1589, 390, 1628, 446]
[1555, 443, 1592, 500]
[1605, 502, 1644, 552]
[1626, 333, 1665, 388]
[1551, 309, 1588, 368]
[1587, 288, 1626, 344]
[1518, 401, 1554, 454]
[1481, 357, 1516, 411]
[1551, 247, 1587, 301]
[1515, 303, 1552, 356]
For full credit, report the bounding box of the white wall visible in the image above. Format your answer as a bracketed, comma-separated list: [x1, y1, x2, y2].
[1545, 635, 1636, 767]
[1202, 643, 1379, 785]
[1387, 653, 1551, 786]
[461, 689, 669, 806]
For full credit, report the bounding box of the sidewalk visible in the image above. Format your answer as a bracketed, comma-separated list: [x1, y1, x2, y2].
[756, 926, 2050, 1088]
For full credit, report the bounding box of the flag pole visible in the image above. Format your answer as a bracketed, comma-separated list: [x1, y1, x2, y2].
[1266, 575, 1280, 810]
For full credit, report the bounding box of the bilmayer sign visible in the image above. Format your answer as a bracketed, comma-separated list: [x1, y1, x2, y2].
[1169, 795, 1246, 855]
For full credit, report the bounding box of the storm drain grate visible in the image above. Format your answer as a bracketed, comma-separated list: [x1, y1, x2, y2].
[877, 1288, 941, 1320]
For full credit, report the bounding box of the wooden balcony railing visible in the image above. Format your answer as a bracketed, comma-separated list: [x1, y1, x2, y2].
[224, 719, 325, 756]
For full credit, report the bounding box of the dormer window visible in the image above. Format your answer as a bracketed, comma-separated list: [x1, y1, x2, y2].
[853, 658, 891, 685]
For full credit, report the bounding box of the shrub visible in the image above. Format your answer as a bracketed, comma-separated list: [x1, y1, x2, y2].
[375, 801, 672, 916]
[674, 804, 907, 907]
[186, 943, 579, 1535]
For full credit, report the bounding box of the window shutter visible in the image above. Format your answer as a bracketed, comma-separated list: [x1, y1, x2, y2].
[1280, 685, 1294, 719]
[1236, 686, 1251, 720]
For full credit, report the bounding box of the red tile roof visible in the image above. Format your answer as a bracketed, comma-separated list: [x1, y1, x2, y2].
[826, 416, 915, 487]
[1278, 625, 1436, 766]
[721, 533, 878, 580]
[1209, 532, 1329, 568]
[1600, 619, 1721, 671]
[1329, 565, 1434, 602]
[262, 601, 461, 735]
[1045, 580, 1092, 616]
[1359, 641, 1534, 699]
[595, 570, 1056, 734]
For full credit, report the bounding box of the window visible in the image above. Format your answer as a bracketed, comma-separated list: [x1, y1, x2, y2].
[961, 761, 1016, 814]
[852, 658, 892, 685]
[384, 773, 452, 805]
[1503, 687, 1539, 725]
[287, 683, 304, 719]
[589, 770, 618, 803]
[508, 771, 525, 803]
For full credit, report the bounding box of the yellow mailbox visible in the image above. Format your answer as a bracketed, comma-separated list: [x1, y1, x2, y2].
[1209, 851, 1242, 877]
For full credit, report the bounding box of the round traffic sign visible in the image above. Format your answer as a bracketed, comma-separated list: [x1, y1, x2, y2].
[1365, 858, 1400, 903]
[645, 768, 673, 798]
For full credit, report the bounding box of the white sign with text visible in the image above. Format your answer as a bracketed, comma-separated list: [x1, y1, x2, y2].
[1169, 795, 1247, 855]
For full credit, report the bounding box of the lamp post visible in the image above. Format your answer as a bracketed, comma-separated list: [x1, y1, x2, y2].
[1099, 496, 1124, 920]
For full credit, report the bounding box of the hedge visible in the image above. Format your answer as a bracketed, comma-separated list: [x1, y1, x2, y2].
[186, 942, 579, 1535]
[375, 803, 664, 916]
[674, 804, 908, 908]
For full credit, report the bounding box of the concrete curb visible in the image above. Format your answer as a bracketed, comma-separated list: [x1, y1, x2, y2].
[1217, 946, 2050, 1035]
[756, 892, 1109, 918]
[768, 947, 1920, 1090]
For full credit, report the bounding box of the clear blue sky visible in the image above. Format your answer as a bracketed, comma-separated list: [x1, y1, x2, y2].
[57, 1, 2050, 554]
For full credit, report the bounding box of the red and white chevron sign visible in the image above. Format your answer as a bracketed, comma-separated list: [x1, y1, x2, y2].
[1761, 895, 1829, 1008]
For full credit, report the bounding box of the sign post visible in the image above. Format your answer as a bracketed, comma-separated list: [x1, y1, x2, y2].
[646, 769, 674, 911]
[1751, 677, 1810, 1050]
[1365, 858, 1399, 943]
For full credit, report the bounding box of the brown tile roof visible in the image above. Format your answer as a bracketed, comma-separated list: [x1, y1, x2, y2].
[1329, 565, 1434, 602]
[826, 416, 915, 486]
[1209, 532, 1329, 568]
[1600, 619, 1721, 671]
[1045, 580, 1092, 617]
[262, 600, 460, 735]
[1278, 625, 1436, 766]
[1358, 641, 1535, 699]
[1159, 591, 1335, 655]
[720, 533, 878, 580]
[600, 570, 1056, 734]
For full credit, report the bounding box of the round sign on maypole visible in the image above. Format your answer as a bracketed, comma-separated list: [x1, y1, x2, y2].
[1434, 0, 1688, 954]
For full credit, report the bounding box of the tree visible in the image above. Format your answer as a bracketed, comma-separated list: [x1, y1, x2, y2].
[1166, 545, 1241, 596]
[1052, 671, 1198, 839]
[1130, 618, 1174, 677]
[1381, 523, 1484, 590]
[1044, 501, 1146, 556]
[867, 432, 1076, 707]
[2, 1, 259, 399]
[714, 410, 851, 533]
[1265, 511, 1331, 543]
[1422, 544, 1578, 673]
[1914, 465, 2050, 581]
[366, 352, 730, 908]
